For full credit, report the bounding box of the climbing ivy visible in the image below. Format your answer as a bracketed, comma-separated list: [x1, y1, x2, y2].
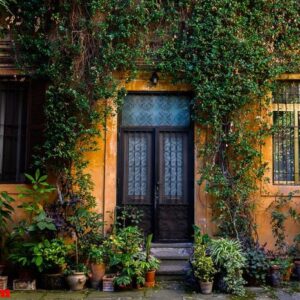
[155, 0, 300, 240]
[2, 1, 300, 241]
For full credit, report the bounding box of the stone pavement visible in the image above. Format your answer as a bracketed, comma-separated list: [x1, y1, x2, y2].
[9, 281, 300, 300]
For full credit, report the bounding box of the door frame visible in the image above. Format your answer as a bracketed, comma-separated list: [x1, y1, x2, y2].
[117, 92, 194, 242]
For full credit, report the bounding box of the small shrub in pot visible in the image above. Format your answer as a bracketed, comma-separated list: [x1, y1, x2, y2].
[243, 243, 270, 285]
[191, 228, 216, 294]
[88, 244, 106, 289]
[210, 238, 246, 296]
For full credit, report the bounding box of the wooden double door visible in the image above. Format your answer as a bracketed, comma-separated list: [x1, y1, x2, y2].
[118, 93, 194, 242]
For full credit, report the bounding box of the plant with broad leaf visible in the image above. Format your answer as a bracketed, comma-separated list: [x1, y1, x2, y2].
[18, 169, 55, 221]
[105, 226, 146, 286]
[9, 238, 71, 273]
[31, 238, 71, 273]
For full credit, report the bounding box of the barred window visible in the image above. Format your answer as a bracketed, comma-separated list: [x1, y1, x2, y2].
[273, 81, 300, 184]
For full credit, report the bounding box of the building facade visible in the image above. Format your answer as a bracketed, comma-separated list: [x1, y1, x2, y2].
[1, 37, 300, 248]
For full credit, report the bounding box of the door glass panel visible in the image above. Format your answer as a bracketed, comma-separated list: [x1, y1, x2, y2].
[164, 133, 183, 197]
[122, 94, 190, 127]
[128, 132, 148, 196]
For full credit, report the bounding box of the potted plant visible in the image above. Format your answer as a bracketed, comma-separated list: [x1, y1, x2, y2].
[210, 238, 246, 296]
[281, 257, 294, 281]
[0, 192, 15, 267]
[244, 243, 270, 286]
[88, 244, 106, 289]
[65, 234, 88, 291]
[191, 240, 216, 294]
[8, 241, 36, 281]
[269, 260, 282, 287]
[144, 234, 160, 288]
[0, 191, 15, 289]
[65, 263, 88, 291]
[105, 226, 145, 290]
[32, 238, 71, 289]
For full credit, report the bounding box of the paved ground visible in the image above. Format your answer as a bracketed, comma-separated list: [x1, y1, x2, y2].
[9, 281, 300, 300]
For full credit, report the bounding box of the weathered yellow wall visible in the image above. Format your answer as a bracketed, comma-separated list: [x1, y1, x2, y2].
[1, 71, 300, 249]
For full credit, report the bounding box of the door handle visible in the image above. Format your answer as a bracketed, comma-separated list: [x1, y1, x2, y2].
[156, 181, 160, 192]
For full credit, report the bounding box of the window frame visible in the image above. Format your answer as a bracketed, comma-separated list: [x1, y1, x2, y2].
[0, 81, 30, 184]
[272, 81, 300, 185]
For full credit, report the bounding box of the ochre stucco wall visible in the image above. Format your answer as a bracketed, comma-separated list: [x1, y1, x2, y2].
[1, 72, 300, 249]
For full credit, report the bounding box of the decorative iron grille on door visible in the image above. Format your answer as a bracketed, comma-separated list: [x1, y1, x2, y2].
[118, 93, 193, 242]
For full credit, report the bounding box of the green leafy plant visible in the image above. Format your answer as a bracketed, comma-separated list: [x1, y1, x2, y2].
[244, 243, 270, 284]
[210, 238, 246, 296]
[31, 238, 71, 273]
[88, 244, 106, 265]
[9, 238, 71, 273]
[18, 169, 55, 221]
[105, 226, 145, 286]
[116, 205, 144, 229]
[192, 243, 216, 283]
[268, 191, 300, 256]
[270, 256, 293, 277]
[64, 263, 89, 276]
[0, 191, 15, 261]
[8, 242, 35, 268]
[192, 227, 216, 282]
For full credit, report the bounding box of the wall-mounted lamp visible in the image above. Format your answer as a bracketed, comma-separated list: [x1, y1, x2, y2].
[150, 71, 159, 85]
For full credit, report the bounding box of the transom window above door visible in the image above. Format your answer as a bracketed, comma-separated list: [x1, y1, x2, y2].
[121, 94, 190, 127]
[273, 81, 300, 184]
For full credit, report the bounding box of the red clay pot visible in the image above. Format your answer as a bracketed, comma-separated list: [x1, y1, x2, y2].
[145, 270, 156, 287]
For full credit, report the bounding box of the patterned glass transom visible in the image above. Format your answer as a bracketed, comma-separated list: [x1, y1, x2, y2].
[122, 94, 190, 127]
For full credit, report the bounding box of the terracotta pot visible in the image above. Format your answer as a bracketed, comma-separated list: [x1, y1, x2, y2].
[66, 272, 86, 291]
[145, 270, 156, 288]
[270, 265, 281, 287]
[283, 264, 293, 281]
[199, 281, 213, 295]
[0, 276, 8, 290]
[89, 263, 106, 289]
[102, 274, 115, 292]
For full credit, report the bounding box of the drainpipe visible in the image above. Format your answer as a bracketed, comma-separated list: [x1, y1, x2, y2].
[102, 100, 107, 236]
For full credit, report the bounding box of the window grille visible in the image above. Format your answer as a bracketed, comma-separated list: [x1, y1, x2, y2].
[273, 81, 300, 184]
